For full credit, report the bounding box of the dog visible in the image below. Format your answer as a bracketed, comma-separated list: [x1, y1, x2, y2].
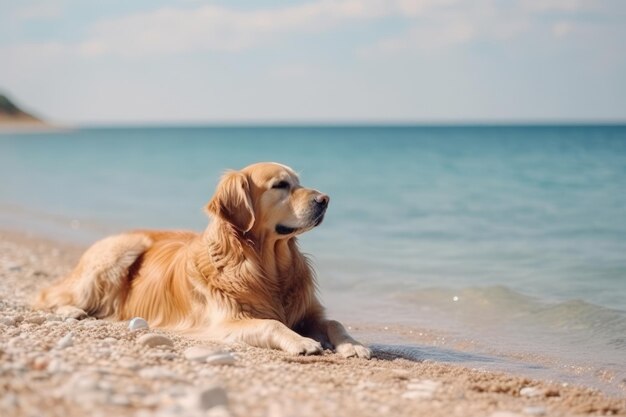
[35, 162, 371, 358]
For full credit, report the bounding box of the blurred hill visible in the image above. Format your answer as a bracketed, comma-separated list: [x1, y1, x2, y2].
[0, 93, 45, 125]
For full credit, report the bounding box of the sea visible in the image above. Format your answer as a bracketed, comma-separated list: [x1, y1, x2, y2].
[1, 125, 625, 394]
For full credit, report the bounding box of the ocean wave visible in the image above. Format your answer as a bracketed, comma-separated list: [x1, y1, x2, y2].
[394, 285, 626, 350]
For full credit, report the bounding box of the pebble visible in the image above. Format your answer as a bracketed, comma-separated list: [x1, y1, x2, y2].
[1, 393, 18, 408]
[138, 333, 174, 348]
[523, 406, 547, 416]
[110, 394, 131, 406]
[150, 351, 177, 361]
[7, 263, 22, 272]
[520, 387, 542, 397]
[8, 337, 21, 348]
[206, 405, 231, 417]
[47, 359, 67, 373]
[32, 357, 49, 371]
[24, 315, 46, 325]
[128, 317, 149, 331]
[119, 358, 142, 371]
[56, 332, 74, 349]
[205, 352, 236, 366]
[490, 412, 524, 417]
[0, 317, 16, 326]
[139, 367, 180, 380]
[402, 379, 440, 400]
[183, 385, 228, 411]
[65, 317, 79, 324]
[184, 346, 218, 362]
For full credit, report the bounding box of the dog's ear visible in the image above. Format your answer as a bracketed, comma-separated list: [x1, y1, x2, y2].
[206, 170, 255, 233]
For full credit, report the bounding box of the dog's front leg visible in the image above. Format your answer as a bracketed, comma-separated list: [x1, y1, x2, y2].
[297, 318, 371, 359]
[323, 319, 372, 359]
[218, 319, 323, 355]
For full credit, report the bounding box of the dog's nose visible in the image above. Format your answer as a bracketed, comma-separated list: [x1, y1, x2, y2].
[314, 193, 330, 207]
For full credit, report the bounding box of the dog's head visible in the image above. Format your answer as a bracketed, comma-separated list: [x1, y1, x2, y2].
[206, 162, 329, 239]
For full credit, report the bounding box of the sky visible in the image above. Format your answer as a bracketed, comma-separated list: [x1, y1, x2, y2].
[1, 0, 625, 124]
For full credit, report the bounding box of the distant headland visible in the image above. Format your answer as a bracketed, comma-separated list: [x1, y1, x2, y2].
[0, 93, 44, 123]
[0, 93, 61, 132]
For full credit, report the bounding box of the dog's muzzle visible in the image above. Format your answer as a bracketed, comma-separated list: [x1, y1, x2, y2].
[275, 193, 330, 235]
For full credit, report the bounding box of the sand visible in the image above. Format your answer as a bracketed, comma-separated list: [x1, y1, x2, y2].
[0, 119, 71, 134]
[1, 230, 625, 417]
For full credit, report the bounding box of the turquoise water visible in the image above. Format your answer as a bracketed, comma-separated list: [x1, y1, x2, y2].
[1, 126, 626, 391]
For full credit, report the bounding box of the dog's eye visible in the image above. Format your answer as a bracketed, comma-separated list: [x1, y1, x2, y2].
[272, 181, 290, 190]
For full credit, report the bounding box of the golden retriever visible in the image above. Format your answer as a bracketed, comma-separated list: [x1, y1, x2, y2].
[35, 162, 371, 358]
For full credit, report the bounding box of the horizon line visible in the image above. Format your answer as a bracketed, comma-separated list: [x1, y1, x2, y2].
[60, 119, 626, 128]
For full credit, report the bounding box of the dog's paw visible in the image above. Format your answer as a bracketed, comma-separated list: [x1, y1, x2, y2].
[286, 337, 323, 356]
[55, 306, 88, 320]
[336, 341, 372, 359]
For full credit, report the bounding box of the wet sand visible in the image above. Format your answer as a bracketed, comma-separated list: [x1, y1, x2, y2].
[1, 230, 624, 417]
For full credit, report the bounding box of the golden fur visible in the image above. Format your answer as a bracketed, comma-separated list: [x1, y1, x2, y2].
[35, 162, 371, 357]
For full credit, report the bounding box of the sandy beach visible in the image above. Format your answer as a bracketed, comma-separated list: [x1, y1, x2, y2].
[0, 230, 624, 417]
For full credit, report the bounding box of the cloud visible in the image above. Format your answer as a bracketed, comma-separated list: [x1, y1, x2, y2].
[356, 0, 601, 56]
[0, 0, 618, 60]
[77, 1, 404, 56]
[519, 0, 588, 13]
[2, 0, 456, 58]
[359, 21, 475, 56]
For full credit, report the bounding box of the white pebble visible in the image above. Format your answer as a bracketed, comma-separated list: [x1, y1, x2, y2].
[47, 359, 66, 373]
[56, 332, 74, 349]
[407, 379, 440, 390]
[137, 333, 173, 348]
[523, 406, 547, 416]
[128, 317, 149, 331]
[139, 367, 180, 380]
[206, 405, 231, 417]
[184, 346, 217, 362]
[520, 387, 542, 397]
[205, 353, 236, 366]
[403, 379, 440, 399]
[183, 385, 228, 411]
[402, 391, 433, 400]
[110, 394, 131, 406]
[119, 358, 141, 371]
[490, 412, 524, 417]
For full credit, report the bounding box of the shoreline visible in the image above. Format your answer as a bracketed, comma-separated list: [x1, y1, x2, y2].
[0, 121, 74, 134]
[2, 216, 625, 394]
[1, 229, 625, 417]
